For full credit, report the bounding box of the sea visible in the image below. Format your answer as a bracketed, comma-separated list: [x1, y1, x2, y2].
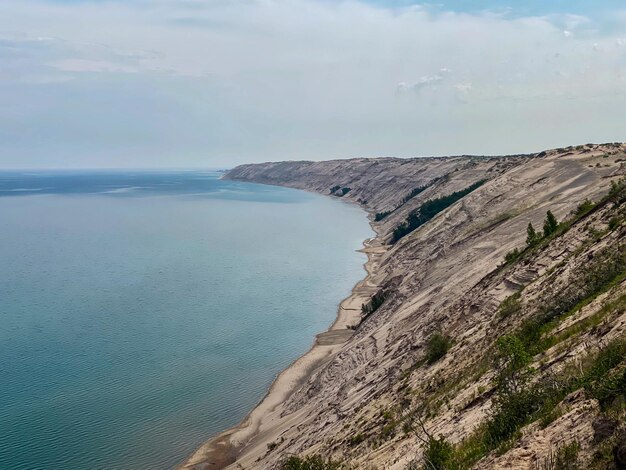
[0, 170, 372, 469]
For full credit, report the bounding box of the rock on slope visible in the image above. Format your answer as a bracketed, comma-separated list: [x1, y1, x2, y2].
[188, 144, 626, 470]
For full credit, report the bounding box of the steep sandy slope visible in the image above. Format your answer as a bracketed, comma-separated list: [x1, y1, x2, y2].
[183, 143, 626, 470]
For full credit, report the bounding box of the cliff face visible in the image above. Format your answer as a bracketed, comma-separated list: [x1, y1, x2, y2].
[189, 144, 626, 470]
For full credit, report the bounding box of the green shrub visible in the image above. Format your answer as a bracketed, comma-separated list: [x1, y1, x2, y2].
[543, 211, 559, 237]
[279, 455, 345, 470]
[486, 385, 545, 447]
[518, 318, 543, 350]
[401, 177, 445, 206]
[426, 333, 453, 365]
[348, 433, 365, 447]
[526, 223, 541, 247]
[361, 289, 387, 319]
[485, 335, 537, 446]
[493, 335, 532, 394]
[451, 335, 626, 469]
[531, 244, 626, 341]
[609, 178, 626, 199]
[538, 405, 564, 429]
[581, 339, 626, 408]
[575, 199, 595, 217]
[540, 294, 626, 352]
[498, 292, 522, 319]
[329, 186, 351, 197]
[375, 211, 391, 221]
[381, 422, 396, 440]
[423, 436, 454, 470]
[392, 180, 486, 243]
[504, 248, 522, 264]
[374, 179, 443, 223]
[402, 185, 430, 204]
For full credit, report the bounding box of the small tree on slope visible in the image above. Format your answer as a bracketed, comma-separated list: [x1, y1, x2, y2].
[543, 210, 559, 237]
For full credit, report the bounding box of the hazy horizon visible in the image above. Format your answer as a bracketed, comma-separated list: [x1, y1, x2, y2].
[2, 140, 624, 171]
[2, 0, 626, 168]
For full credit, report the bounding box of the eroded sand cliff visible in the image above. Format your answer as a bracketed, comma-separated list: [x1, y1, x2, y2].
[182, 143, 626, 469]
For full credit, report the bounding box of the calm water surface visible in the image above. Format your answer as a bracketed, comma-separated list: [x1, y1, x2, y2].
[0, 171, 372, 469]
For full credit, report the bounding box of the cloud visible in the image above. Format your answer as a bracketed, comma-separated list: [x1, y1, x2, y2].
[397, 74, 444, 94]
[0, 0, 626, 167]
[454, 83, 473, 102]
[49, 59, 138, 74]
[397, 68, 451, 94]
[0, 33, 162, 83]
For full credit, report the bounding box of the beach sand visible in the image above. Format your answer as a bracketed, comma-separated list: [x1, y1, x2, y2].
[179, 235, 386, 470]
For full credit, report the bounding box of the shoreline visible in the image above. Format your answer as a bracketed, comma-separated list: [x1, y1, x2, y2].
[179, 203, 385, 469]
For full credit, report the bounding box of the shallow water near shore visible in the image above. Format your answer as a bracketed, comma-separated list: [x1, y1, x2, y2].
[0, 171, 372, 470]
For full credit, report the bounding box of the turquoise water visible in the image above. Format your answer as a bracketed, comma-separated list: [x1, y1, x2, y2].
[0, 171, 371, 470]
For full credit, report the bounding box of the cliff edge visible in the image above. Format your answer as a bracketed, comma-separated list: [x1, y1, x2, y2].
[183, 143, 626, 469]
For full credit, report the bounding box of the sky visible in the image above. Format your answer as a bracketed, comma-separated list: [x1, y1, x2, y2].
[1, 1, 626, 168]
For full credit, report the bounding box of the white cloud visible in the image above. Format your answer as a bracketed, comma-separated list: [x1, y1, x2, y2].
[454, 82, 473, 102]
[397, 71, 448, 94]
[49, 59, 139, 74]
[0, 0, 625, 167]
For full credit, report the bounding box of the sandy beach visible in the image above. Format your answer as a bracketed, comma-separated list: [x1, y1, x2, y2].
[179, 230, 386, 470]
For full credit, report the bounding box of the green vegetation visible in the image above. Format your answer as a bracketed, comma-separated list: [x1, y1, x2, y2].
[309, 178, 626, 470]
[489, 335, 623, 461]
[504, 248, 521, 264]
[526, 222, 540, 247]
[492, 335, 532, 395]
[402, 184, 431, 204]
[575, 199, 595, 217]
[400, 177, 445, 207]
[377, 408, 399, 441]
[411, 334, 625, 469]
[402, 178, 626, 469]
[380, 421, 396, 440]
[423, 436, 455, 470]
[426, 333, 453, 365]
[348, 433, 365, 447]
[361, 289, 387, 320]
[543, 210, 559, 237]
[503, 179, 618, 266]
[279, 455, 346, 470]
[504, 211, 563, 265]
[581, 339, 626, 409]
[609, 177, 626, 200]
[504, 178, 626, 266]
[484, 335, 538, 447]
[375, 211, 392, 221]
[392, 180, 486, 243]
[535, 442, 581, 470]
[518, 244, 626, 354]
[534, 293, 626, 356]
[498, 292, 522, 319]
[374, 178, 443, 222]
[329, 186, 351, 197]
